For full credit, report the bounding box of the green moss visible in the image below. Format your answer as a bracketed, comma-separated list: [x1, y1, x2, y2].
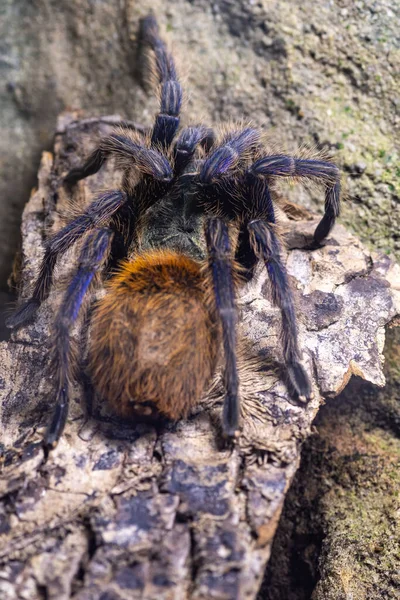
[309, 327, 400, 597]
[261, 330, 400, 598]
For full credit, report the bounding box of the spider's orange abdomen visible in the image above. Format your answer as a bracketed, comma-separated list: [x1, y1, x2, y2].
[89, 250, 219, 421]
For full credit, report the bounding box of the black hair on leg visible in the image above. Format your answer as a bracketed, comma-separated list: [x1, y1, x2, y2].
[205, 217, 239, 437]
[6, 190, 127, 329]
[249, 155, 341, 245]
[45, 228, 113, 447]
[248, 219, 312, 401]
[141, 15, 183, 149]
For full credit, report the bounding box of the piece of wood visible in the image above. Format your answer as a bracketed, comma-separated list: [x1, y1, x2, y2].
[1, 114, 399, 600]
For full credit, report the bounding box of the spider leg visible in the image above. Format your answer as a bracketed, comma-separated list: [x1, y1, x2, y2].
[199, 128, 260, 183]
[6, 190, 127, 328]
[174, 126, 215, 175]
[64, 132, 173, 184]
[236, 174, 276, 279]
[46, 228, 113, 447]
[63, 147, 105, 184]
[141, 15, 182, 149]
[250, 155, 340, 245]
[205, 217, 239, 437]
[248, 218, 312, 400]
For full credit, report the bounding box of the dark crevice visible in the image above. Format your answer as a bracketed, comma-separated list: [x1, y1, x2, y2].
[152, 448, 163, 464]
[70, 517, 99, 596]
[36, 584, 49, 600]
[258, 324, 400, 600]
[187, 519, 200, 595]
[84, 517, 98, 561]
[71, 562, 86, 595]
[257, 427, 326, 600]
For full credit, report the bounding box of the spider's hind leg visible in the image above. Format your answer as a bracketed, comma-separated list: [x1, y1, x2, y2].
[205, 217, 240, 437]
[46, 228, 113, 447]
[6, 190, 127, 329]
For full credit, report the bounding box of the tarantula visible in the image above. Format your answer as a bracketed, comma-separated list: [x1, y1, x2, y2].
[7, 15, 340, 447]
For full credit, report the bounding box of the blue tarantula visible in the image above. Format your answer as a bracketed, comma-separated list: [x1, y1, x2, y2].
[7, 15, 340, 447]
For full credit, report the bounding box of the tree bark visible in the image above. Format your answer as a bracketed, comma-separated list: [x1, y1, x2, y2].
[0, 113, 399, 600]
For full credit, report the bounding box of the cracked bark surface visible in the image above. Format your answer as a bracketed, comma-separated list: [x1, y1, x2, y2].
[1, 114, 400, 600]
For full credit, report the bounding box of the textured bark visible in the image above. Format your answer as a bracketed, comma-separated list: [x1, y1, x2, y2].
[0, 113, 399, 600]
[260, 327, 400, 600]
[1, 0, 399, 295]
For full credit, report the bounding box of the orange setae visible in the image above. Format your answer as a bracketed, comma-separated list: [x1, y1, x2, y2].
[89, 250, 219, 421]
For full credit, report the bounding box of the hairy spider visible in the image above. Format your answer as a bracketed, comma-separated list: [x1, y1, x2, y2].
[7, 15, 340, 447]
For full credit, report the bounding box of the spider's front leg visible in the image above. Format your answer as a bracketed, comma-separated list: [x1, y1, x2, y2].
[65, 15, 180, 185]
[199, 128, 260, 183]
[204, 217, 240, 437]
[247, 218, 312, 401]
[46, 228, 113, 447]
[64, 130, 173, 185]
[141, 15, 182, 149]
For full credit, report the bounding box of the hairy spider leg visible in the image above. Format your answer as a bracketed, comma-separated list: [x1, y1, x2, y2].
[141, 15, 183, 149]
[64, 132, 173, 184]
[235, 173, 276, 279]
[6, 190, 127, 328]
[247, 218, 312, 401]
[173, 126, 215, 175]
[46, 228, 113, 447]
[63, 146, 105, 184]
[250, 155, 341, 245]
[205, 217, 239, 437]
[199, 128, 260, 183]
[314, 179, 340, 245]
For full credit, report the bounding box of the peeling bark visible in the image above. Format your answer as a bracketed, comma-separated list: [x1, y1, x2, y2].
[1, 114, 399, 600]
[260, 328, 400, 600]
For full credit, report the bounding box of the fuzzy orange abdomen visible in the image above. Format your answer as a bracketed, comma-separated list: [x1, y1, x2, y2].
[88, 250, 219, 421]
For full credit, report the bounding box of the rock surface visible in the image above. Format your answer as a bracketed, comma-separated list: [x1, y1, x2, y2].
[0, 113, 399, 599]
